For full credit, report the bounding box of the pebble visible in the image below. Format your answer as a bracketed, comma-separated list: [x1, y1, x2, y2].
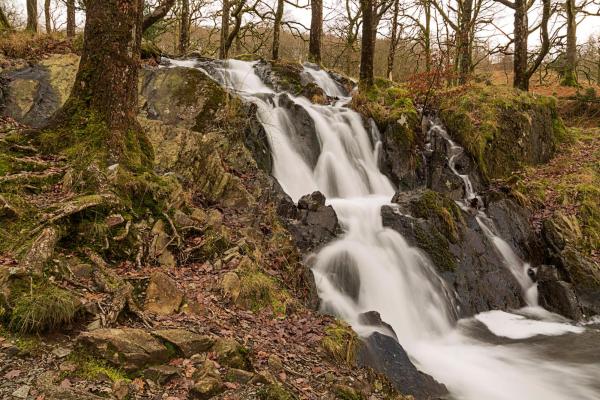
[52, 347, 72, 358]
[11, 385, 30, 399]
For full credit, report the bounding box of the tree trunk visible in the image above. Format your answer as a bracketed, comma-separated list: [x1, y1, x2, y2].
[54, 0, 151, 169]
[309, 0, 323, 63]
[219, 0, 230, 59]
[386, 0, 400, 80]
[561, 0, 578, 86]
[512, 0, 529, 90]
[424, 0, 431, 72]
[26, 0, 38, 32]
[0, 5, 12, 32]
[359, 0, 375, 88]
[44, 0, 51, 33]
[142, 0, 176, 33]
[272, 0, 284, 60]
[457, 0, 473, 84]
[179, 0, 190, 55]
[66, 0, 75, 36]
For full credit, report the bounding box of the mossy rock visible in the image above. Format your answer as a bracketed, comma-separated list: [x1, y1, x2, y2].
[439, 85, 565, 180]
[333, 384, 364, 400]
[321, 320, 358, 365]
[258, 384, 298, 400]
[405, 190, 464, 243]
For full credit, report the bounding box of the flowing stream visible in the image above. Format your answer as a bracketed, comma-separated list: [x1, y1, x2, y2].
[169, 58, 600, 400]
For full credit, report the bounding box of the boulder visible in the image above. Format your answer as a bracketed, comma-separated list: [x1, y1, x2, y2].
[225, 368, 254, 384]
[78, 328, 171, 372]
[213, 338, 252, 371]
[284, 191, 341, 253]
[221, 271, 241, 303]
[277, 94, 321, 168]
[143, 271, 183, 315]
[142, 365, 180, 385]
[190, 377, 224, 400]
[358, 311, 397, 340]
[152, 329, 215, 357]
[536, 265, 583, 320]
[357, 332, 448, 400]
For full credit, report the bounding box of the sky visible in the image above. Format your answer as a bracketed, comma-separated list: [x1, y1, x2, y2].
[11, 0, 600, 46]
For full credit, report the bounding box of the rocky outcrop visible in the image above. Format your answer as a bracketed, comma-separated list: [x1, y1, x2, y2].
[382, 190, 524, 316]
[281, 191, 341, 253]
[439, 86, 565, 181]
[143, 271, 183, 315]
[277, 94, 321, 168]
[0, 53, 79, 127]
[536, 265, 583, 320]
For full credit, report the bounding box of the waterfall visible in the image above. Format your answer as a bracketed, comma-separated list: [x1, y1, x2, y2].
[169, 58, 600, 400]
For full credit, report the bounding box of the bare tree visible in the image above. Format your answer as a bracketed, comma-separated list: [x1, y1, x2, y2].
[66, 0, 76, 36]
[143, 0, 176, 33]
[180, 0, 190, 55]
[359, 0, 375, 87]
[495, 0, 552, 90]
[309, 0, 323, 63]
[272, 0, 284, 59]
[26, 0, 38, 32]
[45, 0, 52, 33]
[387, 0, 401, 79]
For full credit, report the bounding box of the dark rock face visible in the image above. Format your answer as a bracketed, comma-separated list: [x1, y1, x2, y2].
[382, 191, 525, 317]
[358, 311, 397, 340]
[277, 94, 321, 168]
[536, 265, 583, 320]
[378, 120, 425, 190]
[357, 332, 448, 400]
[244, 102, 273, 173]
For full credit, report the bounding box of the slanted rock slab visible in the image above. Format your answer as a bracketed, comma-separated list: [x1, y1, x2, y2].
[143, 271, 183, 315]
[78, 328, 171, 372]
[152, 329, 215, 357]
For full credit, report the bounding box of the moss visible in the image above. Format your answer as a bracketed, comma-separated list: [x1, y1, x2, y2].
[439, 85, 565, 180]
[270, 61, 304, 93]
[6, 282, 79, 333]
[352, 80, 418, 131]
[258, 384, 298, 400]
[333, 384, 364, 400]
[410, 190, 463, 243]
[413, 225, 456, 272]
[68, 351, 131, 383]
[321, 320, 358, 365]
[237, 266, 293, 316]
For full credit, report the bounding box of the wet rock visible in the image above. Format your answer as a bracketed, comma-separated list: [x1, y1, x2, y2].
[357, 332, 448, 400]
[537, 265, 583, 320]
[78, 328, 171, 372]
[277, 94, 321, 168]
[142, 365, 180, 385]
[378, 119, 424, 190]
[213, 338, 252, 370]
[143, 271, 183, 315]
[284, 191, 341, 253]
[358, 311, 397, 340]
[382, 190, 524, 316]
[190, 377, 224, 400]
[152, 329, 215, 357]
[297, 191, 326, 211]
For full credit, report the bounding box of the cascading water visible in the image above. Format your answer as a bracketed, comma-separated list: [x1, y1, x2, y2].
[168, 58, 600, 400]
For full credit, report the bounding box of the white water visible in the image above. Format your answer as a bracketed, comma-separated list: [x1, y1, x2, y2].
[172, 59, 600, 400]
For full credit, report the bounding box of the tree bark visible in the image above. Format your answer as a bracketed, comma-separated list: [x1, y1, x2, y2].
[55, 0, 151, 168]
[386, 0, 400, 80]
[272, 0, 284, 60]
[424, 0, 431, 72]
[457, 0, 473, 83]
[359, 0, 375, 88]
[26, 0, 38, 32]
[0, 5, 12, 32]
[309, 0, 323, 63]
[66, 0, 75, 36]
[219, 0, 231, 58]
[44, 0, 51, 33]
[561, 0, 578, 86]
[512, 0, 529, 90]
[220, 0, 245, 59]
[142, 0, 176, 33]
[179, 0, 190, 55]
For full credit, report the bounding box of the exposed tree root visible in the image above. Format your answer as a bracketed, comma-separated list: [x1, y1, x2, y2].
[20, 226, 60, 274]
